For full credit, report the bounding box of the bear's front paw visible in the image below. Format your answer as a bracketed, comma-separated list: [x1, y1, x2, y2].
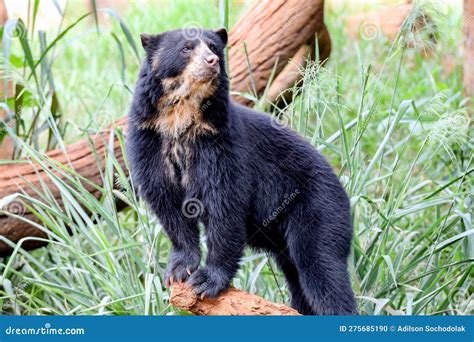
[187, 266, 230, 299]
[164, 251, 200, 287]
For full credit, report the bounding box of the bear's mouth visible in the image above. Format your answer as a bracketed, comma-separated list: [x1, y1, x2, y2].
[192, 65, 220, 82]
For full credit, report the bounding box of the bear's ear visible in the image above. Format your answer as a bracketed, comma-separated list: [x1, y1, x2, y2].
[214, 28, 228, 46]
[140, 33, 161, 52]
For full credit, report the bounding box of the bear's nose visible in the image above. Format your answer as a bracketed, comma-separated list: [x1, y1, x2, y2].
[205, 54, 219, 67]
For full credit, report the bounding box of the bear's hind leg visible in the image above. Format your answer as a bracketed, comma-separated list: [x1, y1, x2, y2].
[275, 253, 315, 315]
[286, 216, 358, 315]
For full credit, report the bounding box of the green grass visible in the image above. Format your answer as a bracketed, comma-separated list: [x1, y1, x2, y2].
[0, 0, 472, 315]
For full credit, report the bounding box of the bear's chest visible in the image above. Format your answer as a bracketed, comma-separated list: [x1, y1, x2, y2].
[161, 138, 193, 188]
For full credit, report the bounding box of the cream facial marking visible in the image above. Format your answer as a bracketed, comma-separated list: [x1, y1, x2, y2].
[140, 40, 219, 138]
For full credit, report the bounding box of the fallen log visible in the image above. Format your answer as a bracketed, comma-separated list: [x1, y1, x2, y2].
[170, 282, 299, 316]
[229, 0, 329, 106]
[0, 118, 126, 254]
[0, 0, 331, 256]
[267, 25, 331, 106]
[266, 44, 312, 106]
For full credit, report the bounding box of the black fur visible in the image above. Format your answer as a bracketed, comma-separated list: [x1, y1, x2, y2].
[126, 28, 357, 315]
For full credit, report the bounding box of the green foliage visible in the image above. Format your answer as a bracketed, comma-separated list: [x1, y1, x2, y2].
[0, 0, 472, 315]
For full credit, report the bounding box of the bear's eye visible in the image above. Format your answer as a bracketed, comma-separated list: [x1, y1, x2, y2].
[208, 44, 217, 53]
[182, 43, 193, 53]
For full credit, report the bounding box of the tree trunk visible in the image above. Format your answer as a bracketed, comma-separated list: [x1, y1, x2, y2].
[170, 283, 299, 315]
[0, 0, 330, 256]
[345, 3, 413, 41]
[229, 0, 329, 106]
[267, 25, 331, 106]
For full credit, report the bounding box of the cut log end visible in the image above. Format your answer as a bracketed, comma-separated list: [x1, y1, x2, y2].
[170, 283, 300, 316]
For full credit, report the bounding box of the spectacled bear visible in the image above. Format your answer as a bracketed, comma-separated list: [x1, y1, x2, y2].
[126, 27, 357, 315]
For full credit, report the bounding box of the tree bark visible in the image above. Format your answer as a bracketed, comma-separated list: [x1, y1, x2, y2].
[0, 119, 126, 254]
[229, 0, 329, 106]
[170, 283, 299, 316]
[0, 0, 330, 255]
[464, 0, 474, 105]
[266, 44, 312, 105]
[267, 25, 331, 106]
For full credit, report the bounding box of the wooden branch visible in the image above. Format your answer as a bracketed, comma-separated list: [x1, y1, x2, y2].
[170, 282, 299, 316]
[0, 0, 330, 256]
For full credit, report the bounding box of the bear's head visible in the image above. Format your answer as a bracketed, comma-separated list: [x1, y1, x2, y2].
[137, 28, 229, 136]
[141, 28, 228, 99]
